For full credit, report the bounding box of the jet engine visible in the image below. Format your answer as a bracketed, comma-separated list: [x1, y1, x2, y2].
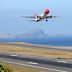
[50, 15, 52, 18]
[35, 15, 39, 18]
[35, 19, 39, 22]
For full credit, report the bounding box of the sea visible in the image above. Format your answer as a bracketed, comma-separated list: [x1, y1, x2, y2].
[0, 37, 72, 46]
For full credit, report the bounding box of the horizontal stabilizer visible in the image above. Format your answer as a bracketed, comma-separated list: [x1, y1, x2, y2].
[28, 20, 35, 22]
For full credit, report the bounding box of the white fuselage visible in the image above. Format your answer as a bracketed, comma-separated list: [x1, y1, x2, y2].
[35, 13, 48, 22]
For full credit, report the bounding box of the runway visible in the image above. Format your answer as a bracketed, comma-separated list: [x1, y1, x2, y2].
[0, 52, 72, 72]
[0, 42, 72, 52]
[0, 42, 72, 72]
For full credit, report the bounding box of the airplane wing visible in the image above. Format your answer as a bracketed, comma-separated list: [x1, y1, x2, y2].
[46, 16, 59, 18]
[21, 16, 35, 18]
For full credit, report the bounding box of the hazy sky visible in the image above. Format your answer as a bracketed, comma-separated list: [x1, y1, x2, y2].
[0, 0, 72, 35]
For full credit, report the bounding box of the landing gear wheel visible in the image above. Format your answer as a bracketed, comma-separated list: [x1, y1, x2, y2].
[46, 20, 48, 21]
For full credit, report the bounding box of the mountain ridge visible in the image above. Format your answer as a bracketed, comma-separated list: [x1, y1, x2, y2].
[0, 29, 72, 39]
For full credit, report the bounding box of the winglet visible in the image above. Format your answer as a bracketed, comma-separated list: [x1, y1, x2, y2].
[34, 13, 36, 16]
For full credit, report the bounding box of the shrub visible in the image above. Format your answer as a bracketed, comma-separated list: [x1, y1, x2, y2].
[0, 64, 12, 72]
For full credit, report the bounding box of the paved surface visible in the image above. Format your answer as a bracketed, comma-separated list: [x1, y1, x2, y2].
[0, 42, 72, 52]
[0, 42, 72, 72]
[0, 52, 72, 72]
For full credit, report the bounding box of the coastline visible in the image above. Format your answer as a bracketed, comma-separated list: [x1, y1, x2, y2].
[0, 42, 72, 59]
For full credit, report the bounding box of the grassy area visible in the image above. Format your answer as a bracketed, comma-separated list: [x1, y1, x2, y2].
[0, 45, 72, 59]
[3, 42, 72, 49]
[3, 42, 54, 47]
[0, 62, 47, 72]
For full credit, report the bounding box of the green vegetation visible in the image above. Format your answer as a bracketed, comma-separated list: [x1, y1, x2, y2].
[0, 64, 12, 72]
[0, 63, 47, 72]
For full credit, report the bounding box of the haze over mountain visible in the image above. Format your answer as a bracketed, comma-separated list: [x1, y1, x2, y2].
[15, 29, 45, 38]
[0, 29, 46, 39]
[0, 29, 72, 46]
[0, 32, 14, 38]
[0, 29, 72, 39]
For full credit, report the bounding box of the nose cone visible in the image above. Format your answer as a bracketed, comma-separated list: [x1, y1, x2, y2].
[44, 9, 50, 14]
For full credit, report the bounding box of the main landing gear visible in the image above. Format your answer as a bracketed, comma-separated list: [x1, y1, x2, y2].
[46, 18, 48, 21]
[46, 20, 48, 21]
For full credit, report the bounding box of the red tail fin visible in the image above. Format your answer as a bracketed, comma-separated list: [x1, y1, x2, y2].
[34, 13, 36, 16]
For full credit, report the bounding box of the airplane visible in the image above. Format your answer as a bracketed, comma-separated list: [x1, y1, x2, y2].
[21, 9, 59, 22]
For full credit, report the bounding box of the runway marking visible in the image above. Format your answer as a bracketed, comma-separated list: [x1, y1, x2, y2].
[0, 52, 72, 62]
[0, 60, 67, 72]
[10, 55, 18, 56]
[57, 61, 68, 63]
[28, 62, 38, 64]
